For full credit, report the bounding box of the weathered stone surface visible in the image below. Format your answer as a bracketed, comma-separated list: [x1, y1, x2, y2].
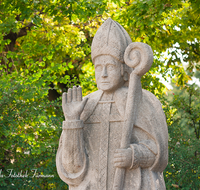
[56, 18, 168, 190]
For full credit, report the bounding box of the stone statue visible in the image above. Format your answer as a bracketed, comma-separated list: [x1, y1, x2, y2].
[56, 18, 168, 190]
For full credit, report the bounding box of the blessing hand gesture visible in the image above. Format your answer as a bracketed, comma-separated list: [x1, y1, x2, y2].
[62, 86, 88, 121]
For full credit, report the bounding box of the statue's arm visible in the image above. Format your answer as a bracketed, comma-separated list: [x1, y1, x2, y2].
[61, 120, 87, 173]
[114, 128, 157, 169]
[129, 126, 158, 169]
[56, 87, 88, 186]
[129, 140, 157, 169]
[56, 122, 88, 186]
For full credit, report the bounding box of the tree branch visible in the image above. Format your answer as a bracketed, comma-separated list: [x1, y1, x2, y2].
[194, 50, 200, 56]
[17, 22, 35, 38]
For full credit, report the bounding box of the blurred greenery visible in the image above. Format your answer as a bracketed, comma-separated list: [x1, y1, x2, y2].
[162, 72, 200, 189]
[0, 0, 199, 189]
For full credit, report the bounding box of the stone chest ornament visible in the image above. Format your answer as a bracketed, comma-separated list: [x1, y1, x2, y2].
[56, 18, 168, 190]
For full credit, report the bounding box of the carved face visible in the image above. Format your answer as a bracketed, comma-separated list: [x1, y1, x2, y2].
[94, 55, 124, 92]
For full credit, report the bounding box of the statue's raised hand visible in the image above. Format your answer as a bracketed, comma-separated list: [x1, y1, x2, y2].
[62, 86, 88, 121]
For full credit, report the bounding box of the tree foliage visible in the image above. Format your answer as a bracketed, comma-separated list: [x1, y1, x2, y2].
[0, 0, 199, 189]
[163, 72, 200, 189]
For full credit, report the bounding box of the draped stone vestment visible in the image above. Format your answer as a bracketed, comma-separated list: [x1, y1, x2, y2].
[56, 87, 168, 190]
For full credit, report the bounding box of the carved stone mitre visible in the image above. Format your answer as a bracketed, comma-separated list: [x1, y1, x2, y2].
[91, 18, 132, 63]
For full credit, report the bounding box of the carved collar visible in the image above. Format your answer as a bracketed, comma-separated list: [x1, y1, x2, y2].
[80, 87, 128, 122]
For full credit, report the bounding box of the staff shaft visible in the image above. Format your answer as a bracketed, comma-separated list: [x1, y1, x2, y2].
[112, 73, 142, 190]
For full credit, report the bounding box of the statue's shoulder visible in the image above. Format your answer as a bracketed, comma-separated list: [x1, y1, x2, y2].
[83, 90, 103, 100]
[141, 89, 166, 122]
[81, 90, 103, 121]
[142, 89, 163, 108]
[114, 86, 162, 107]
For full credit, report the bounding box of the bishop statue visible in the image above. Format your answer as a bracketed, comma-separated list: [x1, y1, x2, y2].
[56, 18, 168, 190]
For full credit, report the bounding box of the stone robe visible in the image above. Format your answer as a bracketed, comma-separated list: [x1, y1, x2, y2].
[56, 87, 168, 190]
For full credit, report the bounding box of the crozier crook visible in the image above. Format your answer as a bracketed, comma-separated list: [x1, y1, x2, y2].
[112, 42, 153, 190]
